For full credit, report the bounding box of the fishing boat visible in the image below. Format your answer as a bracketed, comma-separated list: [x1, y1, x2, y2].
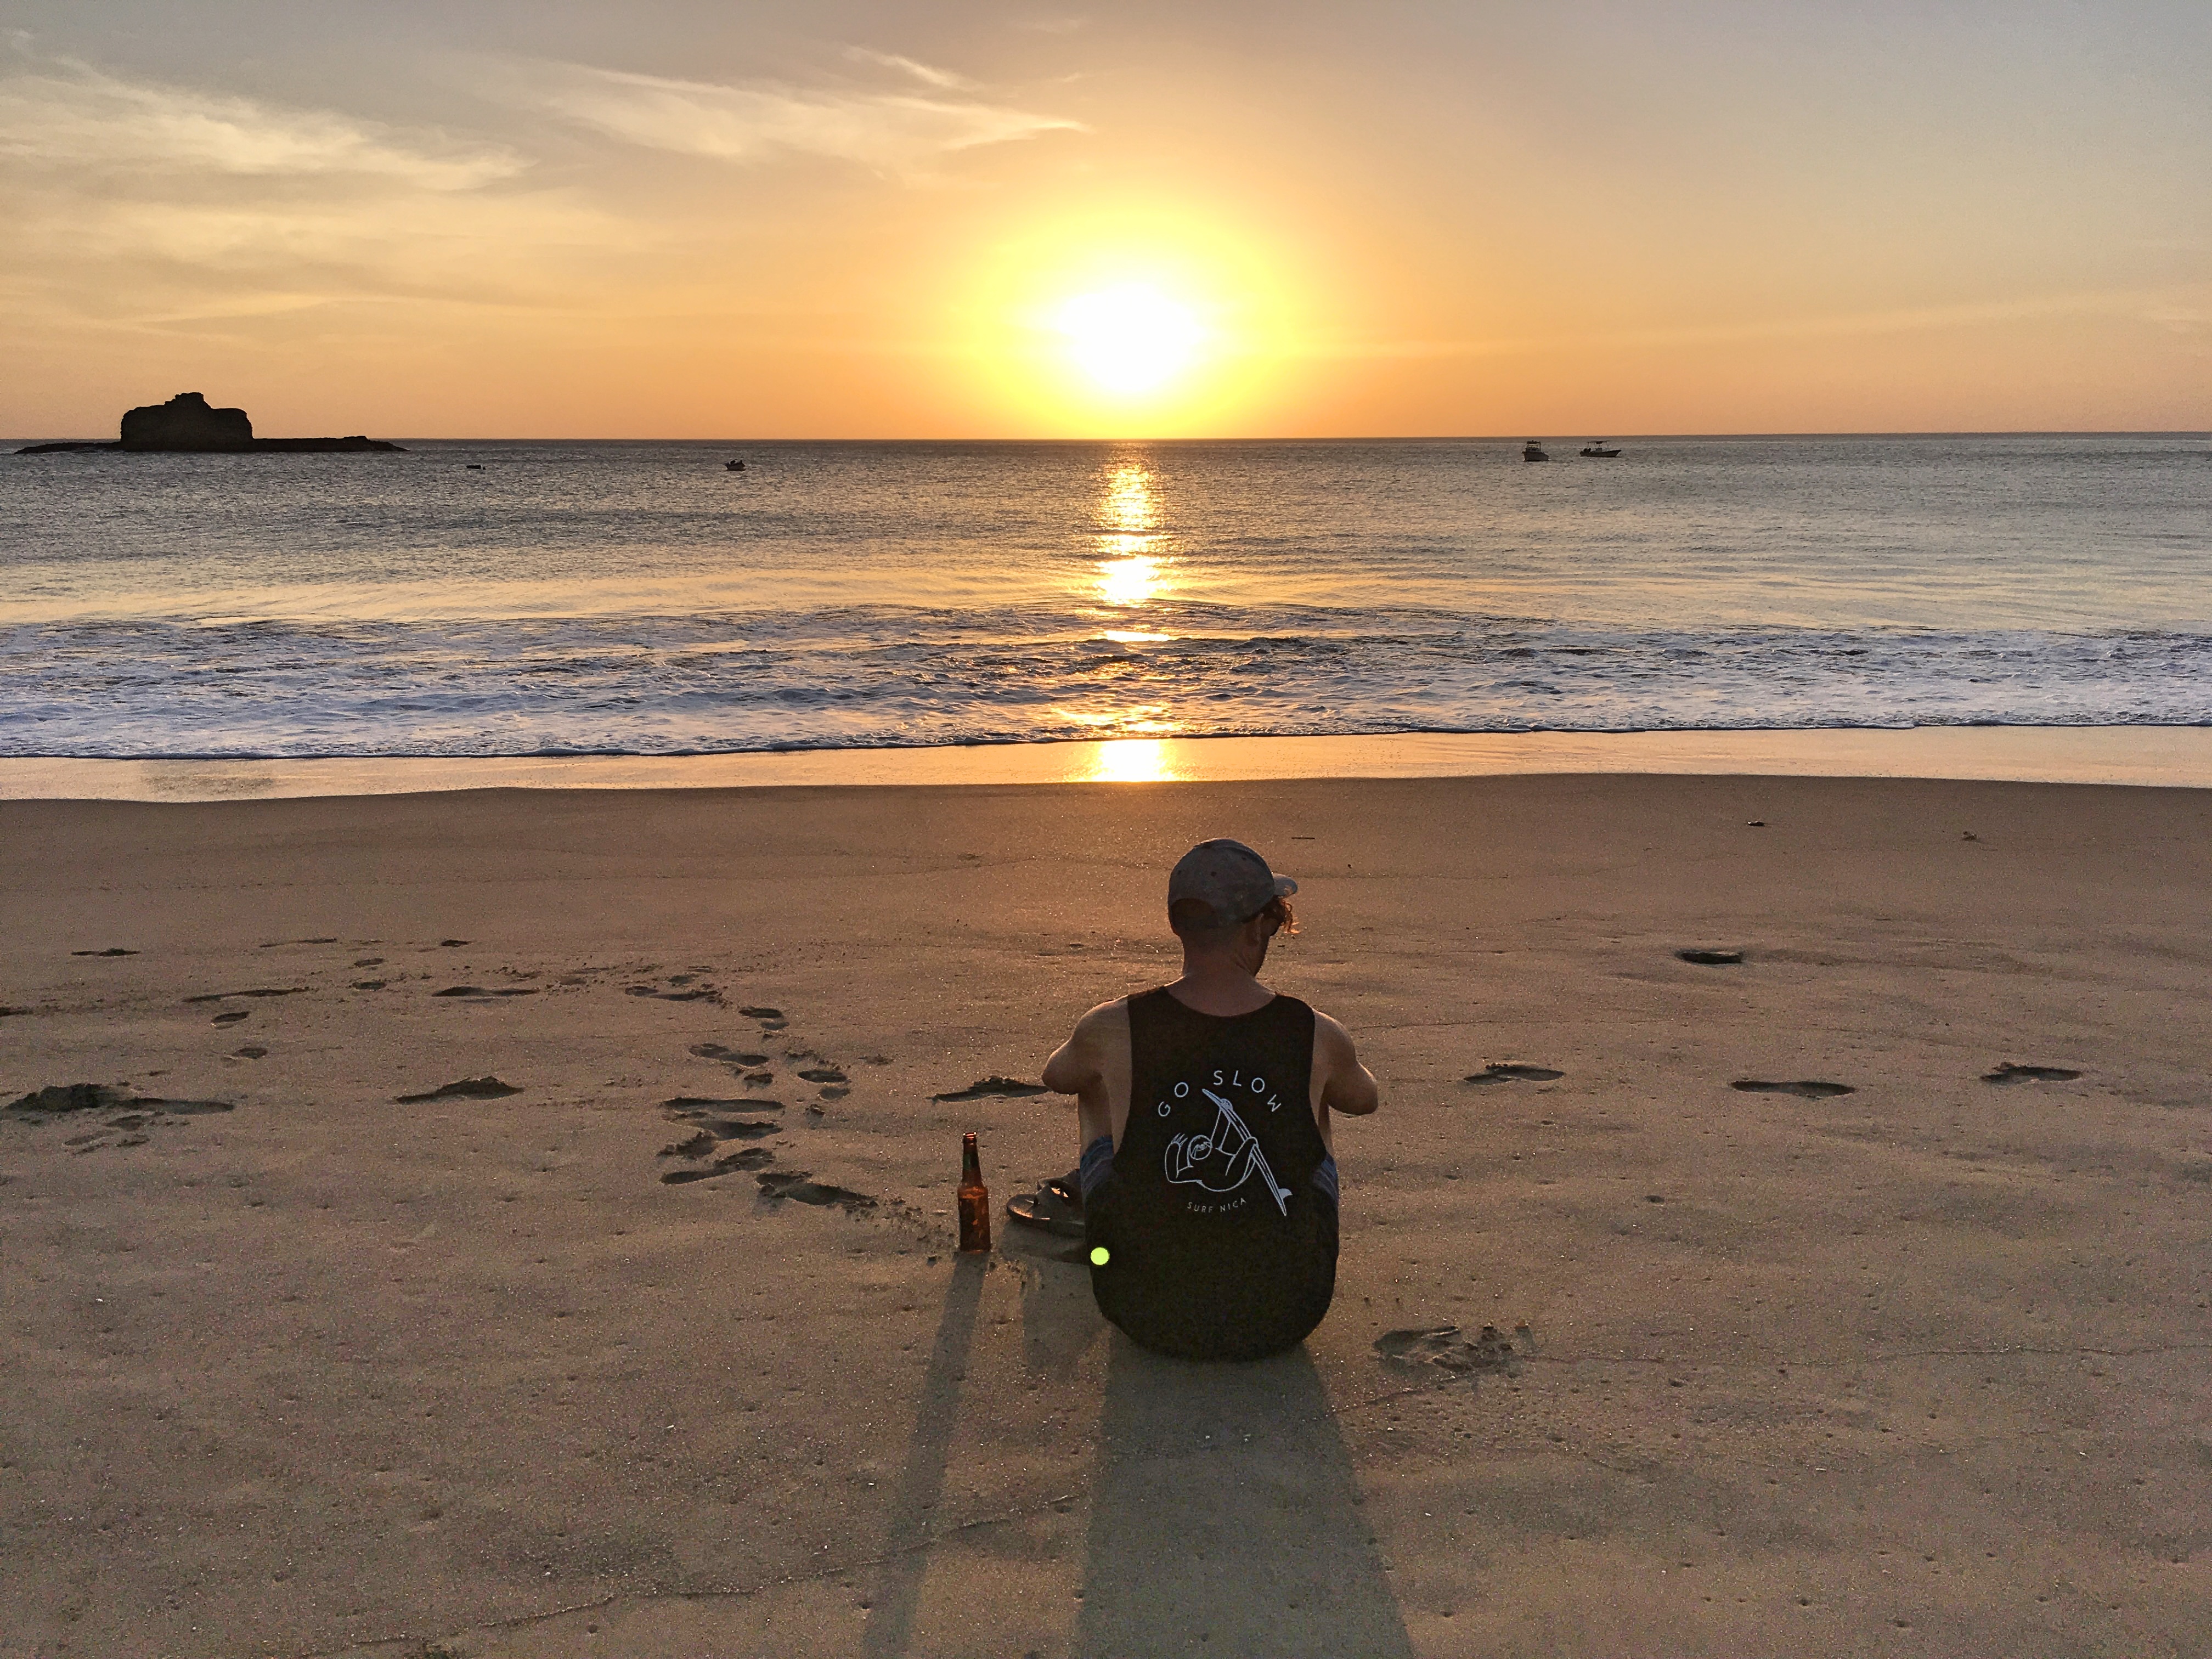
[1579, 440, 1621, 458]
[725, 458, 745, 471]
[1522, 439, 1549, 462]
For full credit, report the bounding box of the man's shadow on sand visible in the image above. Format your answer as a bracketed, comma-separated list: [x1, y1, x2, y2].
[1072, 1333, 1417, 1659]
[863, 1255, 1411, 1659]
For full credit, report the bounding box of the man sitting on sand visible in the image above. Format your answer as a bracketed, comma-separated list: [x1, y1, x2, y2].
[1024, 839, 1381, 1362]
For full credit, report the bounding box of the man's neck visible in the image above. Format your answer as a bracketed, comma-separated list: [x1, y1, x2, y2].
[1166, 951, 1274, 1017]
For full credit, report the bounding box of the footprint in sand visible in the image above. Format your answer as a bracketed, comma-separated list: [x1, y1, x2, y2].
[662, 1097, 786, 1143]
[1677, 949, 1745, 966]
[10, 1084, 136, 1114]
[433, 985, 537, 998]
[689, 1042, 770, 1065]
[1374, 1323, 1522, 1375]
[211, 1010, 250, 1025]
[1982, 1063, 2083, 1084]
[659, 1093, 783, 1180]
[71, 947, 139, 957]
[1463, 1063, 1564, 1085]
[394, 1076, 522, 1103]
[1732, 1079, 1855, 1099]
[661, 1147, 777, 1184]
[259, 937, 338, 948]
[739, 1005, 788, 1032]
[626, 981, 721, 1003]
[756, 1170, 877, 1212]
[696, 1116, 781, 1141]
[934, 1076, 1050, 1101]
[799, 1068, 850, 1099]
[185, 988, 304, 1003]
[6, 1085, 234, 1155]
[232, 1046, 268, 1060]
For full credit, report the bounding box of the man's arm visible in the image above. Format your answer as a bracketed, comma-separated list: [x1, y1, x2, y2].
[1313, 1011, 1380, 1117]
[1041, 1005, 1105, 1096]
[1043, 998, 1128, 1147]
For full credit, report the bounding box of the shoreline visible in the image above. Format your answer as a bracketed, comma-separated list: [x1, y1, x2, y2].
[5, 724, 2211, 800]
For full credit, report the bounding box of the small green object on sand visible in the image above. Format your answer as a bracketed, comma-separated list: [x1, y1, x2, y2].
[1090, 1245, 1111, 1267]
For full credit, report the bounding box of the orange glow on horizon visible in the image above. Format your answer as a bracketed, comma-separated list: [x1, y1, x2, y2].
[5, 16, 2202, 439]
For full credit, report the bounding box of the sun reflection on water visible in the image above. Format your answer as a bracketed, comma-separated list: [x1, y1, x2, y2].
[1101, 462, 1159, 534]
[1094, 459, 1170, 611]
[1098, 555, 1160, 607]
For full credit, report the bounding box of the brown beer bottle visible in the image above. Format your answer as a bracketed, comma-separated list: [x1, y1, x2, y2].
[957, 1132, 991, 1253]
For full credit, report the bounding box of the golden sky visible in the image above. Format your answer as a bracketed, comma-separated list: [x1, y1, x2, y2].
[3, 2, 2207, 437]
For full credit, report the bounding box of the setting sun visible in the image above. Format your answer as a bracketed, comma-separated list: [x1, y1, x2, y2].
[945, 200, 1313, 434]
[1053, 285, 1206, 396]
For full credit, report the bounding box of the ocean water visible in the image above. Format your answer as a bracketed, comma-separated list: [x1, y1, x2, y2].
[2, 435, 2207, 759]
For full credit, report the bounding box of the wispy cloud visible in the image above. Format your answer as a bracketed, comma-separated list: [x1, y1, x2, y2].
[0, 61, 519, 188]
[843, 48, 977, 93]
[501, 60, 1082, 173]
[0, 59, 602, 331]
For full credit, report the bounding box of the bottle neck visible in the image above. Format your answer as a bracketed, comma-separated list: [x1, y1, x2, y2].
[961, 1136, 982, 1185]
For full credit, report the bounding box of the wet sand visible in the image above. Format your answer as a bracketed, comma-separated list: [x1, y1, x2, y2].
[3, 774, 2209, 1657]
[9, 723, 2212, 801]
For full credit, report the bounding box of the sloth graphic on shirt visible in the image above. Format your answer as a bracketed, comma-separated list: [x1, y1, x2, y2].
[1153, 1066, 1295, 1216]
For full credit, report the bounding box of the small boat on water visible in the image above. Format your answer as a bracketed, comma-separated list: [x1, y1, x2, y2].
[1522, 439, 1549, 462]
[1579, 440, 1622, 458]
[725, 458, 745, 471]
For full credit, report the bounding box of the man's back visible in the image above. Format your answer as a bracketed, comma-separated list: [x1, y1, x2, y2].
[1085, 986, 1339, 1361]
[1038, 838, 1380, 1362]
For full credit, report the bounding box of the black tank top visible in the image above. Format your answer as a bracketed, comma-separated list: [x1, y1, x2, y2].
[1086, 988, 1338, 1361]
[1119, 988, 1328, 1219]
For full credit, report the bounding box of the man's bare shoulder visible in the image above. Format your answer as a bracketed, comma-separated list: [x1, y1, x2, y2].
[1307, 1003, 1381, 1114]
[1043, 996, 1130, 1096]
[1308, 1005, 1361, 1056]
[1070, 996, 1132, 1045]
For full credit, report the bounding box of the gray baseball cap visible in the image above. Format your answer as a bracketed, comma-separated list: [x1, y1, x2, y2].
[1167, 838, 1297, 927]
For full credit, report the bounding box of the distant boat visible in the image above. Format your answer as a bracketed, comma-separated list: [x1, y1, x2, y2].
[725, 459, 745, 471]
[1522, 439, 1549, 462]
[1579, 440, 1622, 458]
[465, 463, 484, 471]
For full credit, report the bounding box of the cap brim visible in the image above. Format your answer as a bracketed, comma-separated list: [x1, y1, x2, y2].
[1272, 875, 1298, 897]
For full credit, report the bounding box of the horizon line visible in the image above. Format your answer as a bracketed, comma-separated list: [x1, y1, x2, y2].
[10, 428, 2208, 447]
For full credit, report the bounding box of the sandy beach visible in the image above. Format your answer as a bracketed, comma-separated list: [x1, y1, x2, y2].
[4, 772, 2209, 1658]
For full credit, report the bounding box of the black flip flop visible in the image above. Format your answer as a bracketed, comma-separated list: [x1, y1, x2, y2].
[1042, 1170, 1084, 1211]
[1006, 1189, 1086, 1239]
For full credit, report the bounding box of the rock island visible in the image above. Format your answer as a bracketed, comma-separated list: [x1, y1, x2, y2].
[17, 392, 403, 454]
